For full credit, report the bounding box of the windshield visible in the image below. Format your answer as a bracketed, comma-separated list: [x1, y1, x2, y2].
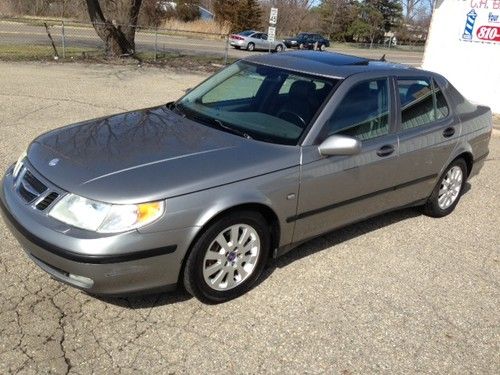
[177, 61, 339, 145]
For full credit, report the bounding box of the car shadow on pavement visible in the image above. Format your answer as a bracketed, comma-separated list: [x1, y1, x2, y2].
[95, 288, 192, 308]
[96, 182, 472, 308]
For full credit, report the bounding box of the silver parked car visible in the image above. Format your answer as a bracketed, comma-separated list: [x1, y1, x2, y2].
[1, 51, 492, 303]
[230, 30, 285, 52]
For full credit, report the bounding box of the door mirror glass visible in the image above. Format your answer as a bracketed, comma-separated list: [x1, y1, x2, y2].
[318, 135, 361, 156]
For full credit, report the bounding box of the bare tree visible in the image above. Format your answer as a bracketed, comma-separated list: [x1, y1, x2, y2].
[260, 0, 316, 36]
[85, 0, 143, 57]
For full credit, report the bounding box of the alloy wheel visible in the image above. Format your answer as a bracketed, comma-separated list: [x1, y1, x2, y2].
[202, 224, 261, 291]
[438, 166, 463, 210]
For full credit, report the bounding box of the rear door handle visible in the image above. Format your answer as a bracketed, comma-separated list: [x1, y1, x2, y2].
[376, 145, 395, 157]
[443, 127, 455, 138]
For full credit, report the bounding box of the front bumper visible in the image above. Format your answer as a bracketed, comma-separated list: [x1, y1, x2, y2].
[0, 166, 197, 295]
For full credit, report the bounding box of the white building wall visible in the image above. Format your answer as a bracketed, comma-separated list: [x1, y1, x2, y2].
[422, 0, 500, 113]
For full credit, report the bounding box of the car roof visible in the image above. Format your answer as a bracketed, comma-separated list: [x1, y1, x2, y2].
[243, 51, 423, 79]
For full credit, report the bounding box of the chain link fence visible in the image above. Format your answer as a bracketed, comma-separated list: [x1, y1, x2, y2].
[0, 17, 231, 65]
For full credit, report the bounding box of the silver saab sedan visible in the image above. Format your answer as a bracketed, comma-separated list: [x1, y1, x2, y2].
[0, 51, 492, 303]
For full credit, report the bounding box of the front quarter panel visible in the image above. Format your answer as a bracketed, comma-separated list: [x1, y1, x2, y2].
[139, 165, 301, 250]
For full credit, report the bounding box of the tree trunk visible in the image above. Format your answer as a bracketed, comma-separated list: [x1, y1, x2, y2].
[85, 0, 143, 57]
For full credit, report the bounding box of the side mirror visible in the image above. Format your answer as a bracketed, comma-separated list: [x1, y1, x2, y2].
[318, 135, 361, 156]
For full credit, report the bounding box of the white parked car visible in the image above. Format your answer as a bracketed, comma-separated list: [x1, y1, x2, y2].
[230, 30, 285, 52]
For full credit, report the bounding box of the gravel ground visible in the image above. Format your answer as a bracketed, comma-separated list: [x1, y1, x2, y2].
[0, 62, 499, 374]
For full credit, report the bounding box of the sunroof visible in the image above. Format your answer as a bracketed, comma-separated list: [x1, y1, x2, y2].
[287, 51, 369, 66]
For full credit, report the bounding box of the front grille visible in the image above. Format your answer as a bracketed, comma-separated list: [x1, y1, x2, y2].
[17, 168, 51, 204]
[18, 183, 38, 202]
[23, 171, 47, 194]
[36, 192, 60, 211]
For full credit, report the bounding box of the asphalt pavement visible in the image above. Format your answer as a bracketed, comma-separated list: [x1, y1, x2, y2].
[0, 62, 498, 374]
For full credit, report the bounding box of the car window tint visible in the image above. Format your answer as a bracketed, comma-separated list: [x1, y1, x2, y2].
[434, 80, 450, 119]
[252, 33, 262, 39]
[202, 71, 263, 103]
[398, 78, 435, 129]
[326, 78, 390, 141]
[279, 76, 326, 94]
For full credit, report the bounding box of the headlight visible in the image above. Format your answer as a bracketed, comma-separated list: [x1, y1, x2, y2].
[12, 150, 27, 179]
[49, 194, 165, 233]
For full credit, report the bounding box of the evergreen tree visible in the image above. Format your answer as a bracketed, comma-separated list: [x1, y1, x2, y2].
[236, 0, 263, 31]
[366, 0, 402, 32]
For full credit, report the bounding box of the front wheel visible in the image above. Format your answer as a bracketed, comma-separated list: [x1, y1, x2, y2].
[319, 44, 326, 51]
[422, 158, 467, 217]
[275, 44, 283, 52]
[183, 211, 270, 303]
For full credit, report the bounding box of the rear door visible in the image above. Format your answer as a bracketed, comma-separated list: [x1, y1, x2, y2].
[393, 75, 459, 202]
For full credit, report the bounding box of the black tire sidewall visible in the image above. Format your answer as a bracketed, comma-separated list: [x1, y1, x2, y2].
[247, 43, 255, 51]
[184, 211, 270, 303]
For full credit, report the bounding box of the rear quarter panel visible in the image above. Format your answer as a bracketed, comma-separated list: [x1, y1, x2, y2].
[439, 77, 492, 177]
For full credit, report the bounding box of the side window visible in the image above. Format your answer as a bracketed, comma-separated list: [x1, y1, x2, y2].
[398, 78, 435, 130]
[326, 78, 390, 141]
[434, 80, 450, 119]
[252, 33, 262, 39]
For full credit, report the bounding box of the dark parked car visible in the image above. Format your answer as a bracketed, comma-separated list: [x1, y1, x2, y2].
[0, 51, 492, 303]
[283, 33, 330, 50]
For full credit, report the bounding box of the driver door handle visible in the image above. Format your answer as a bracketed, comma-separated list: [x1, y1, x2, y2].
[376, 145, 395, 157]
[443, 127, 455, 138]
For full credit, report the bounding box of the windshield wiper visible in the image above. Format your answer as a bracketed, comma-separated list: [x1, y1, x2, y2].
[212, 119, 253, 140]
[174, 104, 252, 139]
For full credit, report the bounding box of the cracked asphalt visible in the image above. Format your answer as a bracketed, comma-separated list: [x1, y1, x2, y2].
[0, 62, 499, 374]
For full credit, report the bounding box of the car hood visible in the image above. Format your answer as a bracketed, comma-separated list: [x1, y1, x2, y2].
[27, 106, 300, 204]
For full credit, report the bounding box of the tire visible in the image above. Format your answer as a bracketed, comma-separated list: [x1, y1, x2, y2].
[275, 44, 283, 52]
[247, 42, 255, 51]
[298, 43, 304, 50]
[319, 44, 326, 51]
[422, 158, 467, 218]
[183, 211, 270, 303]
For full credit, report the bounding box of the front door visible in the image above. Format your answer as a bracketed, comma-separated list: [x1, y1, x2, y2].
[292, 77, 402, 240]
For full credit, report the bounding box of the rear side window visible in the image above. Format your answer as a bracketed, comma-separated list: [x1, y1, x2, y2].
[398, 77, 451, 130]
[326, 78, 390, 141]
[398, 78, 435, 129]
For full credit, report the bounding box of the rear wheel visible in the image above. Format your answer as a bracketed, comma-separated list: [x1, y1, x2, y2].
[275, 44, 283, 52]
[319, 44, 326, 51]
[183, 211, 270, 303]
[422, 158, 467, 217]
[247, 42, 255, 51]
